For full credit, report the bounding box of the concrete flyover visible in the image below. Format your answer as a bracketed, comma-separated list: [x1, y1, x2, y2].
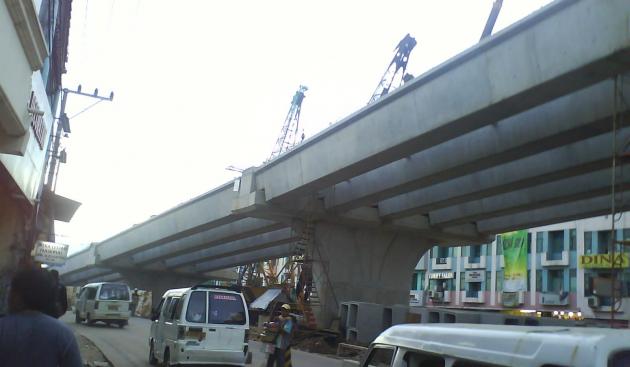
[58, 0, 630, 326]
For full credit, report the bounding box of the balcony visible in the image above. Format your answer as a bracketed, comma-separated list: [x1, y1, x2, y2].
[431, 257, 452, 270]
[429, 290, 451, 303]
[462, 290, 485, 303]
[540, 292, 570, 306]
[541, 250, 569, 267]
[463, 255, 486, 269]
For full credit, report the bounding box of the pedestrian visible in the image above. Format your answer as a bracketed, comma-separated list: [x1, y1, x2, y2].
[50, 269, 68, 318]
[266, 303, 295, 367]
[0, 267, 83, 367]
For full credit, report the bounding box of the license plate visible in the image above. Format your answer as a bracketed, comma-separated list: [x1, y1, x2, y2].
[108, 305, 118, 310]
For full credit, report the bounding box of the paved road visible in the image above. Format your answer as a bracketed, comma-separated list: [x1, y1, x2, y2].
[62, 312, 152, 367]
[63, 312, 347, 367]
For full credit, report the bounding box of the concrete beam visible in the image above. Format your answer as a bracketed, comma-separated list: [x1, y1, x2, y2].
[430, 167, 630, 227]
[378, 128, 630, 219]
[190, 244, 295, 274]
[254, 0, 630, 204]
[162, 228, 297, 269]
[96, 183, 236, 261]
[56, 244, 97, 277]
[476, 193, 630, 235]
[323, 80, 628, 212]
[61, 267, 112, 286]
[126, 218, 284, 266]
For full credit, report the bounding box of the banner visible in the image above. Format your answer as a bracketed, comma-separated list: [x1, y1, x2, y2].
[579, 254, 629, 269]
[502, 230, 528, 292]
[32, 241, 69, 265]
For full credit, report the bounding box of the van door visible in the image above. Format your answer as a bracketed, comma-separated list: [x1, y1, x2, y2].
[155, 296, 173, 359]
[76, 288, 87, 317]
[85, 287, 98, 320]
[163, 297, 181, 347]
[96, 283, 131, 317]
[207, 292, 248, 351]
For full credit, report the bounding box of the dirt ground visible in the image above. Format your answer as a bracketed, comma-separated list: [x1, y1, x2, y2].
[75, 332, 111, 367]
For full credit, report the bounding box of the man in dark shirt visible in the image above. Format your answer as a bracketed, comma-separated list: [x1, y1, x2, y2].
[0, 267, 82, 367]
[50, 269, 68, 318]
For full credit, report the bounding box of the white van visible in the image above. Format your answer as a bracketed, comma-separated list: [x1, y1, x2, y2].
[149, 285, 250, 366]
[362, 324, 630, 367]
[75, 282, 132, 328]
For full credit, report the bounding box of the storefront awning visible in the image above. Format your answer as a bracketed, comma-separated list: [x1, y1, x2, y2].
[44, 190, 81, 222]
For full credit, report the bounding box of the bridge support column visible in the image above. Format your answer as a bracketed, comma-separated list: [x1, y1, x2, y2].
[119, 270, 207, 309]
[309, 222, 430, 328]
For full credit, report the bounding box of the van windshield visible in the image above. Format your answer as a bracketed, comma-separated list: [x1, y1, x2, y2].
[209, 292, 246, 325]
[98, 284, 130, 301]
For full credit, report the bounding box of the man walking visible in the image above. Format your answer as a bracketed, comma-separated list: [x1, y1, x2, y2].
[50, 269, 68, 318]
[266, 303, 295, 367]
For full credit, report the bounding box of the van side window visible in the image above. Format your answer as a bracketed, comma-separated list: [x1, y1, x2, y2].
[167, 298, 180, 321]
[403, 351, 444, 367]
[174, 295, 186, 321]
[161, 297, 173, 318]
[186, 291, 207, 323]
[86, 288, 97, 300]
[453, 361, 507, 367]
[365, 346, 395, 367]
[610, 351, 630, 367]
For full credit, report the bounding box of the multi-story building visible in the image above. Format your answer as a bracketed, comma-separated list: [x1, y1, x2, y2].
[410, 214, 630, 326]
[1, 0, 74, 313]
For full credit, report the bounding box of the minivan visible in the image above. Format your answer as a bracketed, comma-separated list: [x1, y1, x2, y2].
[75, 282, 132, 328]
[362, 323, 630, 367]
[149, 285, 250, 366]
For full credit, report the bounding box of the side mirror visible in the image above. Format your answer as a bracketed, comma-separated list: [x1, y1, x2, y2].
[151, 309, 159, 321]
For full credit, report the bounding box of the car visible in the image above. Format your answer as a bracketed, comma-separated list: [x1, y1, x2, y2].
[75, 282, 132, 328]
[149, 285, 250, 366]
[361, 323, 630, 367]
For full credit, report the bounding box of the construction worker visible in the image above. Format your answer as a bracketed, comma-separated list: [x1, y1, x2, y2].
[265, 303, 294, 367]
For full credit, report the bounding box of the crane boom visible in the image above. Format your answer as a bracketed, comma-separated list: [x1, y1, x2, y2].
[368, 33, 417, 104]
[480, 0, 504, 41]
[268, 85, 308, 161]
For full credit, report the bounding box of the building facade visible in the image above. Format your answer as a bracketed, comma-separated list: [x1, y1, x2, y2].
[410, 215, 630, 325]
[0, 0, 73, 314]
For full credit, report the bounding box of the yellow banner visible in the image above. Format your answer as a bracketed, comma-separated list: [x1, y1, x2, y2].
[579, 254, 629, 269]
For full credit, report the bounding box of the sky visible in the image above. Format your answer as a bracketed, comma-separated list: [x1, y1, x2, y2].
[54, 0, 553, 254]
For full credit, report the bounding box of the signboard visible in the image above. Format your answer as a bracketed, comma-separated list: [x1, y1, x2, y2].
[579, 254, 629, 269]
[33, 241, 69, 265]
[502, 230, 528, 292]
[465, 270, 483, 282]
[429, 272, 454, 280]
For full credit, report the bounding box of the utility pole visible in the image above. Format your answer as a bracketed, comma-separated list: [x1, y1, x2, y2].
[46, 86, 114, 191]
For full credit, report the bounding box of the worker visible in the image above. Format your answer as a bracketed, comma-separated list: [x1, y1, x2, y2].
[265, 303, 295, 367]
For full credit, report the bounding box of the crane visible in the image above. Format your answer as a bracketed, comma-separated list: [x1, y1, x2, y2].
[480, 0, 504, 41]
[268, 85, 308, 161]
[368, 33, 417, 104]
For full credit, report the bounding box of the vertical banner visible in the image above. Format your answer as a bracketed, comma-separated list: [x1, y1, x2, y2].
[502, 230, 528, 292]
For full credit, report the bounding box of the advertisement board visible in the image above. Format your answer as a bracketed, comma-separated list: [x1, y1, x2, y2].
[33, 241, 69, 265]
[579, 254, 629, 269]
[465, 270, 483, 282]
[502, 230, 528, 292]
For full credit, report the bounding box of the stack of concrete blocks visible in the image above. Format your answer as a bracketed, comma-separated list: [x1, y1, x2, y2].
[339, 302, 385, 345]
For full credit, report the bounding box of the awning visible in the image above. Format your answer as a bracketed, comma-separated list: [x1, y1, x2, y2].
[44, 190, 81, 222]
[249, 288, 283, 311]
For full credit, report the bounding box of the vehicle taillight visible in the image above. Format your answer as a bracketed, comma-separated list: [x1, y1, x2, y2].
[94, 301, 99, 309]
[177, 326, 186, 340]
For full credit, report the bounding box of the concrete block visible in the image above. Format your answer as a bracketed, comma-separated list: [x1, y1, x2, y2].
[345, 302, 384, 345]
[480, 312, 507, 325]
[441, 309, 481, 324]
[382, 304, 410, 329]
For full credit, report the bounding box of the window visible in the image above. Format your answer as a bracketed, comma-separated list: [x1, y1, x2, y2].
[86, 288, 97, 300]
[549, 230, 564, 260]
[402, 351, 444, 367]
[186, 291, 207, 323]
[598, 230, 612, 254]
[161, 297, 173, 318]
[98, 284, 130, 301]
[467, 282, 481, 298]
[584, 272, 594, 297]
[365, 346, 395, 367]
[496, 236, 503, 255]
[527, 233, 532, 253]
[584, 232, 593, 254]
[209, 292, 246, 325]
[165, 298, 180, 321]
[470, 245, 481, 262]
[412, 273, 419, 291]
[570, 269, 577, 292]
[486, 244, 492, 256]
[536, 232, 544, 253]
[536, 270, 542, 292]
[548, 270, 563, 293]
[527, 270, 531, 290]
[437, 247, 449, 259]
[418, 271, 425, 291]
[610, 350, 630, 367]
[486, 271, 491, 291]
[570, 229, 576, 251]
[174, 295, 186, 321]
[496, 271, 503, 292]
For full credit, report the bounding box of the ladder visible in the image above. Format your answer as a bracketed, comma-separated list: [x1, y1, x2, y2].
[295, 219, 320, 329]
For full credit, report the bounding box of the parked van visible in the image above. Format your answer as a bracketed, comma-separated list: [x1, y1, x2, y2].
[75, 282, 132, 328]
[149, 285, 250, 366]
[362, 324, 630, 367]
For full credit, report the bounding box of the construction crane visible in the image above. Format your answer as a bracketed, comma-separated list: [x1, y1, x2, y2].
[368, 33, 417, 104]
[480, 0, 504, 41]
[268, 85, 308, 161]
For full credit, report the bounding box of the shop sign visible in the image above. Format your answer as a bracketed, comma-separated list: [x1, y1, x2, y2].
[429, 272, 454, 280]
[465, 270, 483, 282]
[33, 241, 69, 265]
[579, 254, 629, 269]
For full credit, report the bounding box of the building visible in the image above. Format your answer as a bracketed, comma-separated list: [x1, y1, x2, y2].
[0, 0, 75, 314]
[410, 214, 630, 326]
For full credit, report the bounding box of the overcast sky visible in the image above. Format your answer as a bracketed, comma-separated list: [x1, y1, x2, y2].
[54, 0, 553, 254]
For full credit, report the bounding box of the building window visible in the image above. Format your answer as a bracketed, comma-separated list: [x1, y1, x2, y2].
[411, 273, 419, 291]
[570, 269, 577, 292]
[536, 232, 544, 253]
[584, 272, 594, 297]
[486, 244, 492, 256]
[570, 229, 576, 251]
[527, 270, 531, 290]
[486, 271, 491, 291]
[585, 232, 593, 254]
[548, 269, 564, 293]
[496, 236, 503, 255]
[549, 230, 564, 260]
[536, 270, 542, 292]
[467, 282, 481, 298]
[470, 245, 481, 263]
[496, 270, 503, 292]
[598, 230, 612, 254]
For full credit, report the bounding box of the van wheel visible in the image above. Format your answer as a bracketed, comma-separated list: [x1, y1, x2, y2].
[86, 313, 94, 326]
[118, 321, 125, 328]
[148, 341, 158, 365]
[75, 311, 83, 324]
[162, 349, 171, 367]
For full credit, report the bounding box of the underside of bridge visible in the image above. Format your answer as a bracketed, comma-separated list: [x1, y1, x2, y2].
[58, 0, 630, 327]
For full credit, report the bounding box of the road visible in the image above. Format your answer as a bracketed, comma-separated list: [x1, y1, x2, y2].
[62, 312, 349, 367]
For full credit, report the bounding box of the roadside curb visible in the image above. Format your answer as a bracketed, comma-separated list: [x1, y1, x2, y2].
[77, 332, 117, 367]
